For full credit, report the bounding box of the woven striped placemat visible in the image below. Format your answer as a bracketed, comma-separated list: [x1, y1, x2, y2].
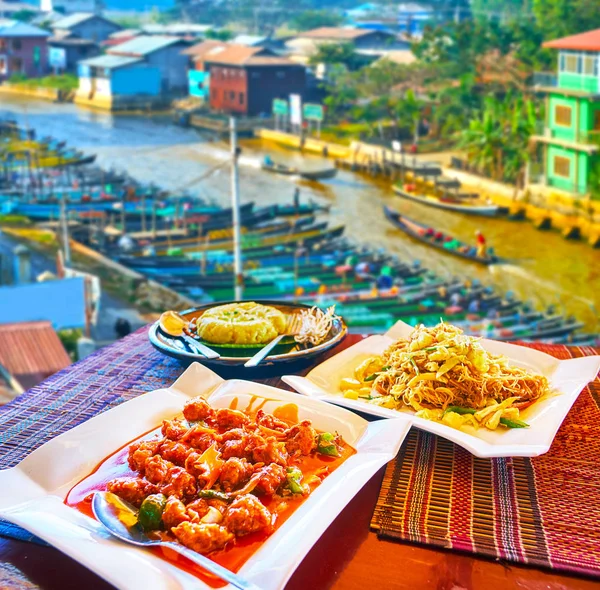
[371, 343, 600, 578]
[0, 327, 185, 543]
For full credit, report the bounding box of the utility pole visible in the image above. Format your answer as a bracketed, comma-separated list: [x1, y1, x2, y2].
[230, 117, 243, 300]
[60, 191, 71, 266]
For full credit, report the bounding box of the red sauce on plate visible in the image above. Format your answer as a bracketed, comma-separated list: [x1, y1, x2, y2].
[64, 401, 354, 587]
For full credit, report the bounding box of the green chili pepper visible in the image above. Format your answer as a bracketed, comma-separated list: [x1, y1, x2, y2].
[198, 489, 231, 502]
[443, 406, 476, 416]
[499, 417, 529, 429]
[138, 493, 167, 532]
[381, 366, 390, 371]
[358, 394, 375, 400]
[317, 432, 340, 457]
[364, 373, 377, 382]
[286, 467, 305, 494]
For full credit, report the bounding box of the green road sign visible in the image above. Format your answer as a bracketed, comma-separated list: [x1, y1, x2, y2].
[273, 99, 289, 116]
[303, 103, 324, 122]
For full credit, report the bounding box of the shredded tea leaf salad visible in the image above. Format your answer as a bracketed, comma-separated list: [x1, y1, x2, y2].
[340, 322, 550, 431]
[295, 306, 339, 347]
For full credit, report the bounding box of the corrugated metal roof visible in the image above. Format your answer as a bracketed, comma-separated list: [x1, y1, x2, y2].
[0, 19, 50, 38]
[0, 277, 86, 330]
[182, 40, 228, 58]
[79, 54, 142, 69]
[110, 28, 141, 39]
[203, 45, 276, 66]
[142, 23, 211, 35]
[52, 12, 96, 29]
[233, 34, 267, 47]
[245, 55, 301, 66]
[0, 321, 71, 389]
[109, 34, 184, 57]
[544, 28, 600, 51]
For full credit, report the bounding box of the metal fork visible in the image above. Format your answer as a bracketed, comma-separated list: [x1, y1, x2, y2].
[244, 314, 303, 368]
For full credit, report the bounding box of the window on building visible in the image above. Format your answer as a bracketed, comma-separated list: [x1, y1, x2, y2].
[583, 54, 597, 76]
[553, 156, 571, 178]
[563, 52, 580, 73]
[229, 90, 235, 100]
[212, 88, 218, 100]
[239, 92, 245, 105]
[554, 105, 572, 127]
[12, 39, 22, 51]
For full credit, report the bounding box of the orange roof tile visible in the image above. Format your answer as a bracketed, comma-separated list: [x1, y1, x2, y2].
[182, 39, 228, 58]
[543, 28, 600, 51]
[0, 321, 71, 389]
[203, 45, 293, 66]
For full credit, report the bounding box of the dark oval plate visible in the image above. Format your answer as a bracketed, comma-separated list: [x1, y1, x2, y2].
[148, 300, 347, 367]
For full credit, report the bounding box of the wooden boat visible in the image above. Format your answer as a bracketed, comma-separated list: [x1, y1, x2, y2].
[2, 148, 97, 169]
[131, 224, 345, 256]
[384, 207, 500, 265]
[275, 202, 330, 217]
[393, 185, 502, 217]
[261, 160, 337, 181]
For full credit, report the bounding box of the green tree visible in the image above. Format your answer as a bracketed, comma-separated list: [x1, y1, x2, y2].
[532, 0, 600, 41]
[11, 10, 36, 22]
[459, 94, 537, 184]
[393, 89, 425, 143]
[309, 42, 359, 68]
[430, 73, 480, 138]
[205, 29, 234, 41]
[290, 10, 343, 32]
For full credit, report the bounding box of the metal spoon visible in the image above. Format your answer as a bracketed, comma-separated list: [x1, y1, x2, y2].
[92, 492, 261, 590]
[159, 311, 220, 359]
[244, 314, 303, 368]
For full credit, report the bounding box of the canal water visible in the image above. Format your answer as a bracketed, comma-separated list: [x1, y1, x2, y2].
[1, 96, 598, 330]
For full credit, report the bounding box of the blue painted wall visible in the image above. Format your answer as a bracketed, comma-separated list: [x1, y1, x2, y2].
[0, 277, 85, 330]
[188, 70, 210, 98]
[111, 65, 161, 96]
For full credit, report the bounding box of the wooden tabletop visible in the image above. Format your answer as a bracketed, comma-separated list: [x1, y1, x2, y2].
[0, 335, 598, 590]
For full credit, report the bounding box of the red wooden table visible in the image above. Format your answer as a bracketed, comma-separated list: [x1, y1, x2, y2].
[0, 334, 598, 590]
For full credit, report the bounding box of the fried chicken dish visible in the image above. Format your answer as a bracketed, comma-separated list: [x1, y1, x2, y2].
[80, 396, 348, 560]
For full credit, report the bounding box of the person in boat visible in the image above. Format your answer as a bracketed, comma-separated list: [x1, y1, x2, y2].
[424, 227, 434, 238]
[443, 237, 461, 250]
[376, 266, 394, 290]
[475, 230, 487, 258]
[355, 260, 373, 279]
[467, 298, 481, 314]
[264, 154, 274, 167]
[434, 231, 444, 242]
[117, 234, 134, 252]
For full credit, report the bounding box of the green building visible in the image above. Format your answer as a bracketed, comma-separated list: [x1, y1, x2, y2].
[530, 29, 600, 198]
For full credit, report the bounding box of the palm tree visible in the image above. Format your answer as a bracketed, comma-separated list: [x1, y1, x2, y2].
[458, 93, 537, 184]
[393, 89, 425, 144]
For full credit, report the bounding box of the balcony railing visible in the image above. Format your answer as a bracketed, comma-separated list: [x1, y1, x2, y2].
[532, 123, 600, 146]
[532, 72, 557, 88]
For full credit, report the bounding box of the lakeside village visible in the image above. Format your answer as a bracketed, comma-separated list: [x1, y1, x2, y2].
[0, 1, 599, 402]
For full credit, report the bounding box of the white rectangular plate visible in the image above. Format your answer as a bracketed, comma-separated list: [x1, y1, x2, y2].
[0, 362, 411, 590]
[283, 320, 600, 458]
